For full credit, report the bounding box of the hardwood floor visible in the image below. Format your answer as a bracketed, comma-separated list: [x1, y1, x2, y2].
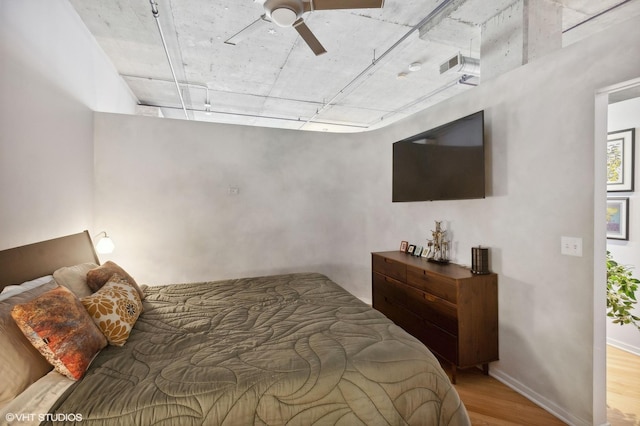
[444, 345, 640, 425]
[607, 345, 640, 426]
[449, 367, 567, 425]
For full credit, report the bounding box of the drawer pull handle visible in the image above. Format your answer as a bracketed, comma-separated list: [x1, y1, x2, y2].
[384, 259, 393, 264]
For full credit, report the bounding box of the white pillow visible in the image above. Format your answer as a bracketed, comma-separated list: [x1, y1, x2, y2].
[0, 276, 54, 301]
[53, 263, 98, 298]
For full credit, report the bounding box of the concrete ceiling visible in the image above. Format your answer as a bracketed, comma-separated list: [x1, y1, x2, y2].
[68, 0, 639, 132]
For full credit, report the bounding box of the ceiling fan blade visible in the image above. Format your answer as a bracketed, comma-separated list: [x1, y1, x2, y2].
[224, 14, 271, 45]
[293, 19, 327, 56]
[303, 0, 384, 12]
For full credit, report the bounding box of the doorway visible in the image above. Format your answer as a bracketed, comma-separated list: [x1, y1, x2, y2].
[606, 94, 640, 424]
[594, 78, 640, 426]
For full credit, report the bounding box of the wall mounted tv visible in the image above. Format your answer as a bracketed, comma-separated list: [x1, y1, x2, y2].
[392, 110, 485, 202]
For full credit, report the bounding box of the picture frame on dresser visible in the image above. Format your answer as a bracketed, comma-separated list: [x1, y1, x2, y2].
[400, 241, 408, 252]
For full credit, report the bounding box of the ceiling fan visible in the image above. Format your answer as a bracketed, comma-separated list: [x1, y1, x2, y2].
[225, 0, 385, 56]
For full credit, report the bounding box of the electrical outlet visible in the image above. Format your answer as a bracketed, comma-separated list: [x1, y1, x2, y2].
[561, 236, 583, 257]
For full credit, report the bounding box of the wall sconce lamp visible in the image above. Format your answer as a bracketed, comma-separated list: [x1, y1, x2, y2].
[94, 231, 115, 254]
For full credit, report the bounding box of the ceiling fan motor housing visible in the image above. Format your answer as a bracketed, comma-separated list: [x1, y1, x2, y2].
[264, 0, 304, 27]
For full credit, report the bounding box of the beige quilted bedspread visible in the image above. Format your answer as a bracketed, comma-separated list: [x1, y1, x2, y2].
[45, 273, 469, 425]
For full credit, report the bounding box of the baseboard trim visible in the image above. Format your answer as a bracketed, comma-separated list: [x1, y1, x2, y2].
[606, 337, 640, 356]
[489, 367, 588, 426]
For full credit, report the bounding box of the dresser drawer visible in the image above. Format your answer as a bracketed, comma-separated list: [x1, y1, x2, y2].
[373, 272, 407, 305]
[372, 278, 413, 334]
[417, 320, 458, 363]
[372, 284, 458, 363]
[373, 284, 458, 363]
[414, 290, 458, 335]
[374, 272, 457, 335]
[372, 254, 406, 282]
[407, 266, 457, 304]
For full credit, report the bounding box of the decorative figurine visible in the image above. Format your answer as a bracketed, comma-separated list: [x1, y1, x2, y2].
[428, 221, 450, 264]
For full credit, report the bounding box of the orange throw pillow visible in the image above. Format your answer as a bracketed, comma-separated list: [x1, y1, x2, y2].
[11, 286, 107, 380]
[86, 261, 144, 299]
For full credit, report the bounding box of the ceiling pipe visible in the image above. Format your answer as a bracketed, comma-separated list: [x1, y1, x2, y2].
[563, 0, 632, 33]
[149, 0, 189, 120]
[139, 103, 369, 130]
[298, 0, 456, 130]
[122, 76, 366, 129]
[122, 74, 329, 112]
[374, 75, 461, 124]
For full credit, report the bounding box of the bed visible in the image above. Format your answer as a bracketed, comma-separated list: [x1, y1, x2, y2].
[0, 231, 470, 425]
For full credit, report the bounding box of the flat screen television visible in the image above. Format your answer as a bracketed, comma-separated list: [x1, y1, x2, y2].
[392, 110, 485, 202]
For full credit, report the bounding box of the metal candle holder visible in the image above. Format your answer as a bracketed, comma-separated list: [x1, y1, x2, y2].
[471, 246, 490, 274]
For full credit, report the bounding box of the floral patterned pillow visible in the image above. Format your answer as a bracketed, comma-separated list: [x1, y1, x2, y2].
[81, 274, 142, 346]
[11, 286, 107, 380]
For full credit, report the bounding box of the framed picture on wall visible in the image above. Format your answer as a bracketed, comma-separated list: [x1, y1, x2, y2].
[606, 197, 629, 240]
[607, 128, 635, 192]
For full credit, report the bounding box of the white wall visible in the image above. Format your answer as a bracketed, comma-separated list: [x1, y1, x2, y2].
[607, 97, 640, 355]
[0, 0, 136, 250]
[93, 115, 386, 299]
[93, 15, 640, 425]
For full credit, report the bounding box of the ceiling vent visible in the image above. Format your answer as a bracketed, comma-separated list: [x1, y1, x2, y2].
[439, 53, 480, 76]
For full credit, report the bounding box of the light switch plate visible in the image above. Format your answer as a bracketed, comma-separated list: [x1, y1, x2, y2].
[561, 236, 583, 257]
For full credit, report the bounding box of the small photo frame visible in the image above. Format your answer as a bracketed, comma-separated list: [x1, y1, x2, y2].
[421, 247, 429, 258]
[414, 246, 423, 257]
[607, 197, 629, 240]
[407, 244, 416, 255]
[607, 129, 635, 192]
[400, 241, 409, 252]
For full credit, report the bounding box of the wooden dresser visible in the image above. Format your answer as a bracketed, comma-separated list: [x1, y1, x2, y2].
[372, 251, 498, 383]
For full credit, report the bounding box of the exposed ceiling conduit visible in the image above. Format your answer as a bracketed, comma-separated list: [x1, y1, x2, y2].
[124, 76, 369, 129]
[374, 75, 460, 124]
[298, 0, 456, 130]
[562, 0, 632, 33]
[123, 74, 344, 115]
[149, 0, 190, 120]
[140, 104, 370, 129]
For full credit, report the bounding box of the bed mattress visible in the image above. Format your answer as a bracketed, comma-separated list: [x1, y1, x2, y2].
[43, 272, 469, 425]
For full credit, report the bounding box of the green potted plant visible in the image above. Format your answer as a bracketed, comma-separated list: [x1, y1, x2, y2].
[607, 251, 640, 331]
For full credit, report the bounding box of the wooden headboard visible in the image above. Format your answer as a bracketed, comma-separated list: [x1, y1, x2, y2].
[0, 230, 99, 290]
